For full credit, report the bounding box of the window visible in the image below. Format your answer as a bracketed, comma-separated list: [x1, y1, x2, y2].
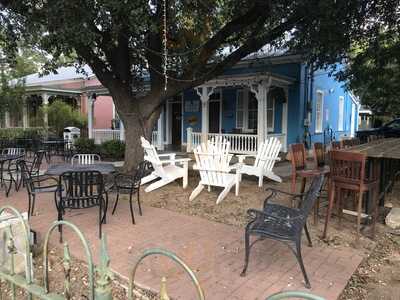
[315, 90, 324, 133]
[236, 89, 275, 132]
[338, 96, 344, 131]
[236, 90, 244, 128]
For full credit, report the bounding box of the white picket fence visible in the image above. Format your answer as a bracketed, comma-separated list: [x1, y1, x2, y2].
[186, 128, 286, 154]
[93, 129, 121, 144]
[92, 129, 162, 149]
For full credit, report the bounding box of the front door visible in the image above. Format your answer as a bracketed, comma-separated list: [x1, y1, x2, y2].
[209, 101, 220, 133]
[171, 102, 182, 145]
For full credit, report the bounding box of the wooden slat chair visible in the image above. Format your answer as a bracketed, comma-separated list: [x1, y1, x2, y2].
[238, 137, 282, 187]
[140, 137, 190, 192]
[71, 153, 101, 165]
[323, 150, 379, 240]
[2, 147, 25, 156]
[190, 142, 240, 204]
[331, 141, 341, 150]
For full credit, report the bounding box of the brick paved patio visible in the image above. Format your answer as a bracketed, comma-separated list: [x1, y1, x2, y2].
[2, 187, 363, 300]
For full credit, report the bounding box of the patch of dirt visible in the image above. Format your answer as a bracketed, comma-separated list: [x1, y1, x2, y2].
[0, 247, 157, 299]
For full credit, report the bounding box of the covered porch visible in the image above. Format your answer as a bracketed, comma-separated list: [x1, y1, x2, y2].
[184, 73, 293, 153]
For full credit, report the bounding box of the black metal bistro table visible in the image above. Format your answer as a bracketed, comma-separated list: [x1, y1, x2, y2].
[46, 163, 116, 176]
[0, 154, 24, 196]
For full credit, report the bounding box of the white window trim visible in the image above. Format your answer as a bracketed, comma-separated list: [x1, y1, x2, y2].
[338, 96, 344, 131]
[236, 88, 275, 132]
[315, 90, 324, 133]
[266, 96, 275, 132]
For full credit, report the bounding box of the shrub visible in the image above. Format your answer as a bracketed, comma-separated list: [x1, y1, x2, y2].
[0, 127, 47, 140]
[44, 100, 87, 137]
[100, 140, 125, 160]
[74, 137, 98, 154]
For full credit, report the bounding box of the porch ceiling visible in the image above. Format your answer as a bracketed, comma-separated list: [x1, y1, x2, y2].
[25, 86, 82, 96]
[198, 72, 296, 89]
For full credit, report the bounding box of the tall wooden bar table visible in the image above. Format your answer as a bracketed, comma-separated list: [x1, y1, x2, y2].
[344, 138, 400, 206]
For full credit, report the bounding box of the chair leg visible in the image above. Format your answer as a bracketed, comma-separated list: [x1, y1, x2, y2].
[99, 201, 103, 239]
[304, 224, 312, 247]
[129, 190, 135, 224]
[356, 190, 363, 241]
[300, 177, 306, 194]
[372, 186, 379, 240]
[240, 229, 251, 277]
[137, 189, 142, 216]
[103, 193, 108, 224]
[112, 189, 120, 215]
[294, 241, 311, 289]
[189, 183, 204, 201]
[30, 195, 36, 217]
[291, 174, 297, 194]
[27, 194, 32, 219]
[338, 188, 343, 228]
[58, 208, 63, 243]
[323, 181, 335, 239]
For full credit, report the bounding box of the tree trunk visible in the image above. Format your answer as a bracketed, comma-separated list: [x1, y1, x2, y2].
[118, 102, 161, 173]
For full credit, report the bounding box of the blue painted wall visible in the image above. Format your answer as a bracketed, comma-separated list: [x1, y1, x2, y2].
[308, 66, 356, 144]
[180, 59, 357, 149]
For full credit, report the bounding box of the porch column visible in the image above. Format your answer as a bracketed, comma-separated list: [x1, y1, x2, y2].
[282, 87, 289, 152]
[22, 99, 28, 129]
[4, 111, 10, 127]
[251, 78, 271, 147]
[87, 95, 95, 139]
[120, 120, 125, 141]
[157, 107, 165, 150]
[42, 93, 49, 129]
[196, 86, 215, 143]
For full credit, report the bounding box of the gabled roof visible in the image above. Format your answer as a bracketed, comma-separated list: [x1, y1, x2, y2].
[21, 65, 93, 86]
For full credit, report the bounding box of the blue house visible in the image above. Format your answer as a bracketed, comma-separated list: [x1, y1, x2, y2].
[154, 54, 359, 153]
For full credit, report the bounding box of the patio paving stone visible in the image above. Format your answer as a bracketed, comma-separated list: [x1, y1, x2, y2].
[1, 188, 363, 300]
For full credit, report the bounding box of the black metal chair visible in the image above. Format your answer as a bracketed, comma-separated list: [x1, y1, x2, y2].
[19, 150, 46, 189]
[240, 175, 325, 289]
[57, 170, 107, 239]
[18, 160, 59, 218]
[111, 161, 150, 224]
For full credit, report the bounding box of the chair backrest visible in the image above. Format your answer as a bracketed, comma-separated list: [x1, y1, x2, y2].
[331, 141, 341, 150]
[298, 175, 325, 221]
[71, 154, 101, 165]
[193, 143, 233, 186]
[17, 160, 35, 194]
[207, 136, 230, 154]
[141, 136, 161, 165]
[329, 150, 367, 185]
[313, 142, 326, 168]
[59, 170, 104, 209]
[290, 143, 306, 171]
[2, 148, 25, 156]
[254, 137, 281, 170]
[132, 161, 151, 189]
[341, 139, 353, 149]
[30, 150, 45, 174]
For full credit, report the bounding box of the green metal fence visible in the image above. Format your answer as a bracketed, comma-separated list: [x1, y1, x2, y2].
[0, 205, 324, 299]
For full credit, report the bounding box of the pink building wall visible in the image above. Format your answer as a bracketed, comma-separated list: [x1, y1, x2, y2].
[93, 96, 114, 129]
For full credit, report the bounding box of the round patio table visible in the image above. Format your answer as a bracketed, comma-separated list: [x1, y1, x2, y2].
[46, 163, 116, 176]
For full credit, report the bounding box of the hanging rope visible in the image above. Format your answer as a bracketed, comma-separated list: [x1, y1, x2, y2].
[162, 0, 168, 91]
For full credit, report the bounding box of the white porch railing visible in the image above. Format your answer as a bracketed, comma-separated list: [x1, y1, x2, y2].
[92, 129, 163, 149]
[93, 129, 121, 144]
[186, 128, 286, 153]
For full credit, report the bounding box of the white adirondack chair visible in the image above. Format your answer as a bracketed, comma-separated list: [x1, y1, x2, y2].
[190, 142, 240, 204]
[238, 137, 282, 187]
[140, 137, 190, 192]
[71, 154, 101, 165]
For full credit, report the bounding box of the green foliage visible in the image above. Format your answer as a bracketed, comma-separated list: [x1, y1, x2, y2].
[0, 127, 46, 139]
[45, 100, 87, 137]
[74, 137, 98, 154]
[100, 140, 125, 160]
[338, 31, 400, 116]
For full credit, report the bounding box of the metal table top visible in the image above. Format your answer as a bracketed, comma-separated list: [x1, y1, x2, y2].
[0, 154, 24, 162]
[46, 163, 116, 176]
[346, 138, 400, 159]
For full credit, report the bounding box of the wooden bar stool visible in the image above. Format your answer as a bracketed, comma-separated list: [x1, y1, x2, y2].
[323, 150, 379, 240]
[290, 143, 328, 223]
